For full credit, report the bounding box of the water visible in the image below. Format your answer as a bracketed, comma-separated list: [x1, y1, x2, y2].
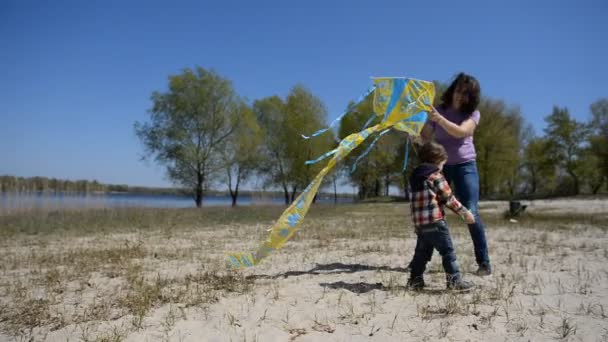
[0, 192, 353, 210]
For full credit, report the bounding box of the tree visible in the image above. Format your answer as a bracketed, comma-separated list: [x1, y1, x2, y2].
[579, 146, 605, 194]
[0, 176, 17, 192]
[338, 93, 382, 199]
[474, 98, 523, 197]
[543, 106, 589, 195]
[590, 98, 608, 136]
[522, 136, 555, 195]
[327, 157, 344, 204]
[284, 85, 334, 202]
[373, 132, 398, 196]
[134, 67, 240, 207]
[587, 98, 608, 193]
[219, 102, 263, 206]
[393, 133, 421, 200]
[254, 86, 332, 204]
[253, 96, 293, 204]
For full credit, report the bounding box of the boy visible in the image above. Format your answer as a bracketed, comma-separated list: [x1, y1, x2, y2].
[408, 141, 475, 291]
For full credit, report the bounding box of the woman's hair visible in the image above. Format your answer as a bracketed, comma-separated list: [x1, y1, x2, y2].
[440, 72, 481, 116]
[418, 141, 448, 165]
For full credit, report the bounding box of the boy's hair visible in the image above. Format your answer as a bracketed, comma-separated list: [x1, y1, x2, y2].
[418, 142, 448, 165]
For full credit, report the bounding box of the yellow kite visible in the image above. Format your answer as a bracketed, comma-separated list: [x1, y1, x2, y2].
[227, 77, 435, 268]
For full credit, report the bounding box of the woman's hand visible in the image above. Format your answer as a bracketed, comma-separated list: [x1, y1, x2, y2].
[428, 105, 444, 123]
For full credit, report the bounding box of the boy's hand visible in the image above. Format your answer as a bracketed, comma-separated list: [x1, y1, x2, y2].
[464, 211, 475, 224]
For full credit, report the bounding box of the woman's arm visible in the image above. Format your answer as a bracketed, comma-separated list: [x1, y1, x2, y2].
[436, 116, 477, 138]
[428, 106, 477, 138]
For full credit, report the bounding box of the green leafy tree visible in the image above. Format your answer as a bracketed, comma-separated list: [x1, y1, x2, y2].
[522, 136, 556, 195]
[372, 131, 402, 197]
[219, 102, 263, 206]
[339, 91, 425, 199]
[543, 106, 589, 195]
[284, 85, 334, 202]
[134, 67, 240, 207]
[586, 99, 608, 193]
[253, 96, 291, 204]
[338, 94, 382, 199]
[254, 86, 333, 204]
[474, 98, 523, 197]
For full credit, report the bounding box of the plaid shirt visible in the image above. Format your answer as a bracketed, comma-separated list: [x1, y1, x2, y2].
[410, 170, 470, 227]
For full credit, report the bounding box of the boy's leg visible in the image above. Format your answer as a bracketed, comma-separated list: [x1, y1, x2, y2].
[406, 235, 433, 270]
[408, 232, 433, 288]
[431, 220, 475, 290]
[429, 220, 460, 277]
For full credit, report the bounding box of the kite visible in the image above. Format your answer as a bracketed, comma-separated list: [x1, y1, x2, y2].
[227, 77, 435, 269]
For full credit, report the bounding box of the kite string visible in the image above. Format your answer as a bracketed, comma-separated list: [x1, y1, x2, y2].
[402, 137, 410, 172]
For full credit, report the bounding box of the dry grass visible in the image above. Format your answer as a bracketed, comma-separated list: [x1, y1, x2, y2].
[1, 200, 607, 341]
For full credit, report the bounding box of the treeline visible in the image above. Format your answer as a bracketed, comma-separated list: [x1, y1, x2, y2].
[0, 176, 187, 194]
[474, 99, 607, 198]
[0, 176, 107, 193]
[135, 67, 337, 207]
[134, 67, 607, 207]
[345, 93, 607, 200]
[0, 175, 355, 199]
[8, 68, 605, 205]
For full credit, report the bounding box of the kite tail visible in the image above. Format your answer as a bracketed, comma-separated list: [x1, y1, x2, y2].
[226, 78, 435, 269]
[402, 137, 410, 173]
[305, 148, 338, 165]
[301, 85, 376, 139]
[350, 128, 391, 174]
[361, 113, 377, 131]
[227, 123, 385, 269]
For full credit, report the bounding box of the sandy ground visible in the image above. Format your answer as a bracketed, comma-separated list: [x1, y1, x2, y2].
[1, 199, 607, 341]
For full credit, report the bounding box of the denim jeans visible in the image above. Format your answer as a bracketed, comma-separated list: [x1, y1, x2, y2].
[443, 160, 490, 266]
[410, 220, 460, 279]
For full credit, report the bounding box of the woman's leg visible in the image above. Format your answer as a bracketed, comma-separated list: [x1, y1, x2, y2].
[445, 162, 491, 270]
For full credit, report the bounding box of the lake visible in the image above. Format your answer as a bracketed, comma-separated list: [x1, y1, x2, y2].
[0, 192, 354, 211]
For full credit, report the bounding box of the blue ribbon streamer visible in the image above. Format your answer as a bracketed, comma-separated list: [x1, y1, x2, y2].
[361, 113, 376, 131]
[301, 85, 376, 139]
[350, 128, 391, 173]
[305, 148, 338, 165]
[402, 137, 410, 172]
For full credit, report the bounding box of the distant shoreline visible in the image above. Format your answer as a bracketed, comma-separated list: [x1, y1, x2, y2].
[0, 189, 357, 199]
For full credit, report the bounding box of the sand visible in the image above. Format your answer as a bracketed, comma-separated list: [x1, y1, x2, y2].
[1, 198, 607, 341]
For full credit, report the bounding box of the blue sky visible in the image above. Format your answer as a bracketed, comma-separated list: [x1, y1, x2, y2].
[1, 0, 606, 188]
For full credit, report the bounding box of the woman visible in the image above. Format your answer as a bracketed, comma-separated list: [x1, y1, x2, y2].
[418, 72, 492, 276]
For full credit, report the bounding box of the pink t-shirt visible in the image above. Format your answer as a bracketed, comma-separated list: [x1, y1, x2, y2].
[431, 107, 480, 165]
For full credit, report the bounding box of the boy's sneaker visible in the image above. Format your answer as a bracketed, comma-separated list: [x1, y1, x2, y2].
[475, 264, 492, 276]
[407, 276, 425, 290]
[447, 278, 475, 292]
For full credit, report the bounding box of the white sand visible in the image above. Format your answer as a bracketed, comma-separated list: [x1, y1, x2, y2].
[1, 198, 607, 341]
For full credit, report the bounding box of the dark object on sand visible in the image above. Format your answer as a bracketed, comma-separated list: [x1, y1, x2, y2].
[509, 200, 527, 217]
